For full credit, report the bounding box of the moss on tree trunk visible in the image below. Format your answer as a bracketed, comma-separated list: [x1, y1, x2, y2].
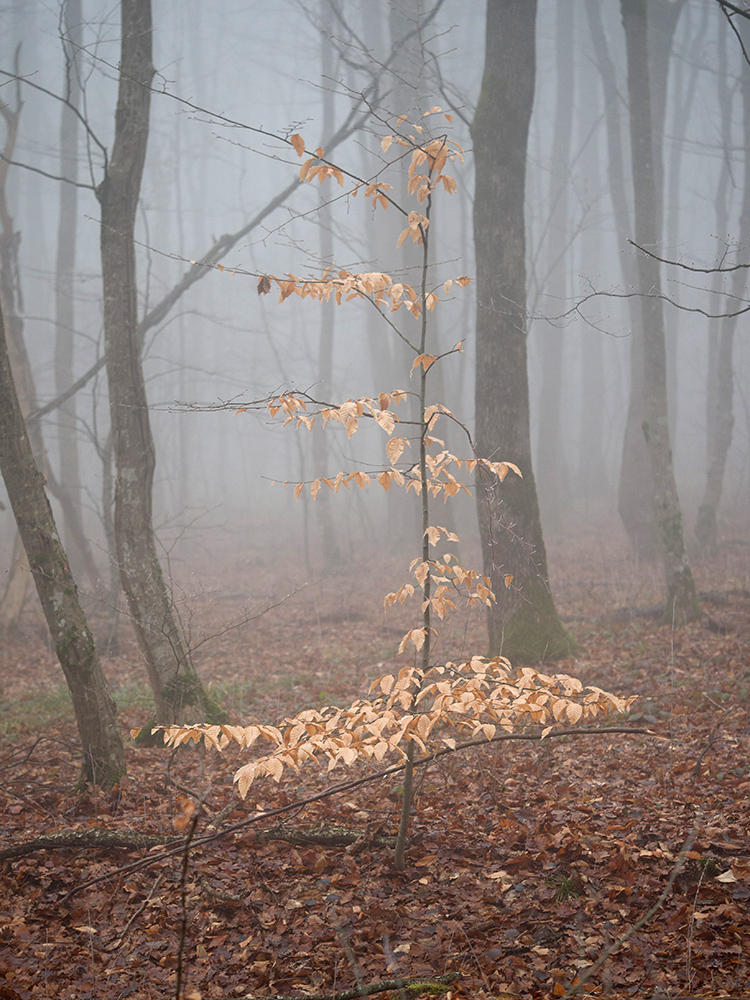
[498, 581, 577, 664]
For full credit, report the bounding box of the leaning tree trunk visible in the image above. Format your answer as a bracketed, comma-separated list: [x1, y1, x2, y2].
[472, 0, 574, 663]
[96, 0, 222, 724]
[620, 0, 700, 624]
[0, 300, 126, 788]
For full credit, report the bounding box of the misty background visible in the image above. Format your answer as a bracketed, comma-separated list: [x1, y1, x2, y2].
[1, 0, 748, 597]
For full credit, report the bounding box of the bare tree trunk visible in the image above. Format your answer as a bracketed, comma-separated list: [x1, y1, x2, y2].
[96, 0, 222, 723]
[54, 0, 98, 585]
[536, 1, 575, 534]
[696, 32, 748, 553]
[620, 0, 700, 624]
[577, 121, 607, 497]
[705, 21, 732, 486]
[0, 65, 31, 629]
[0, 42, 98, 636]
[312, 0, 343, 571]
[585, 0, 657, 559]
[472, 0, 574, 663]
[0, 300, 126, 788]
[0, 534, 29, 633]
[618, 0, 685, 560]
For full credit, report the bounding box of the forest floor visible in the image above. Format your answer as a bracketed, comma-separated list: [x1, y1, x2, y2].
[0, 516, 749, 1000]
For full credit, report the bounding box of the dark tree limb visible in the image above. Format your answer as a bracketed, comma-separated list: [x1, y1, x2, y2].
[0, 828, 179, 860]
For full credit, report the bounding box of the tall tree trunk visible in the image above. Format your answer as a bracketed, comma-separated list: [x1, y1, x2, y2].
[620, 0, 700, 623]
[585, 0, 656, 559]
[472, 0, 574, 663]
[617, 0, 685, 560]
[96, 0, 222, 724]
[659, 0, 694, 445]
[54, 0, 100, 587]
[705, 18, 731, 484]
[696, 27, 748, 553]
[0, 64, 31, 629]
[535, 0, 575, 534]
[312, 0, 343, 571]
[0, 299, 126, 788]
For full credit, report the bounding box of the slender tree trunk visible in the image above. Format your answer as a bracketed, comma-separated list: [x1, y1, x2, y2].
[618, 0, 685, 560]
[705, 15, 731, 484]
[0, 300, 126, 787]
[0, 68, 31, 629]
[620, 0, 700, 623]
[96, 0, 222, 723]
[0, 42, 98, 635]
[0, 534, 29, 633]
[696, 36, 748, 553]
[472, 0, 574, 663]
[585, 0, 657, 559]
[54, 0, 99, 586]
[312, 0, 343, 571]
[577, 118, 607, 497]
[659, 0, 695, 444]
[536, 1, 575, 534]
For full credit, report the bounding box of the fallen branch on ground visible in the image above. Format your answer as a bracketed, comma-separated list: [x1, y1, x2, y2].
[0, 822, 400, 861]
[217, 973, 459, 1000]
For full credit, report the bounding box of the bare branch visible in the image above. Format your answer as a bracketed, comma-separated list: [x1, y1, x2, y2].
[0, 66, 108, 166]
[0, 153, 95, 189]
[628, 237, 750, 273]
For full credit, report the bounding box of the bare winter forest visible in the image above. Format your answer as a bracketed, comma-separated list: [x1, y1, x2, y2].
[0, 1, 749, 999]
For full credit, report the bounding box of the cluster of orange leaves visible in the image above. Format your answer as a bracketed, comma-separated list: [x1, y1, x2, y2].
[385, 548, 502, 637]
[256, 111, 467, 313]
[257, 267, 470, 319]
[255, 391, 522, 503]
[146, 658, 634, 800]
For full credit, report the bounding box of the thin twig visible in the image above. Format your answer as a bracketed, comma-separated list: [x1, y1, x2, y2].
[103, 875, 163, 955]
[562, 818, 702, 998]
[175, 807, 202, 1000]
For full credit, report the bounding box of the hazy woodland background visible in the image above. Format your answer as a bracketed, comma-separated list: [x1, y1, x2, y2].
[1, 0, 748, 588]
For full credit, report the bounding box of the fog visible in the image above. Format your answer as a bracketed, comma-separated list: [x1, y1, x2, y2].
[1, 0, 748, 594]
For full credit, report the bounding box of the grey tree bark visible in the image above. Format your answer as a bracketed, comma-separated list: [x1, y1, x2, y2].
[54, 0, 100, 588]
[472, 0, 574, 663]
[695, 24, 748, 553]
[620, 0, 700, 623]
[535, 1, 575, 534]
[0, 67, 32, 630]
[96, 0, 222, 724]
[312, 0, 343, 571]
[0, 44, 98, 635]
[585, 0, 656, 559]
[617, 0, 685, 560]
[0, 299, 126, 788]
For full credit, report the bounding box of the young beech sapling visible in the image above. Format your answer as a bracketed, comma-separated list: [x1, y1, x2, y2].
[139, 116, 634, 869]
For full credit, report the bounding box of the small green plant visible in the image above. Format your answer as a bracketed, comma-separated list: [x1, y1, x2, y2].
[551, 870, 584, 901]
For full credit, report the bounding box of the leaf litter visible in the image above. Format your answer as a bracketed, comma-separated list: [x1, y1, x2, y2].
[0, 522, 748, 1000]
